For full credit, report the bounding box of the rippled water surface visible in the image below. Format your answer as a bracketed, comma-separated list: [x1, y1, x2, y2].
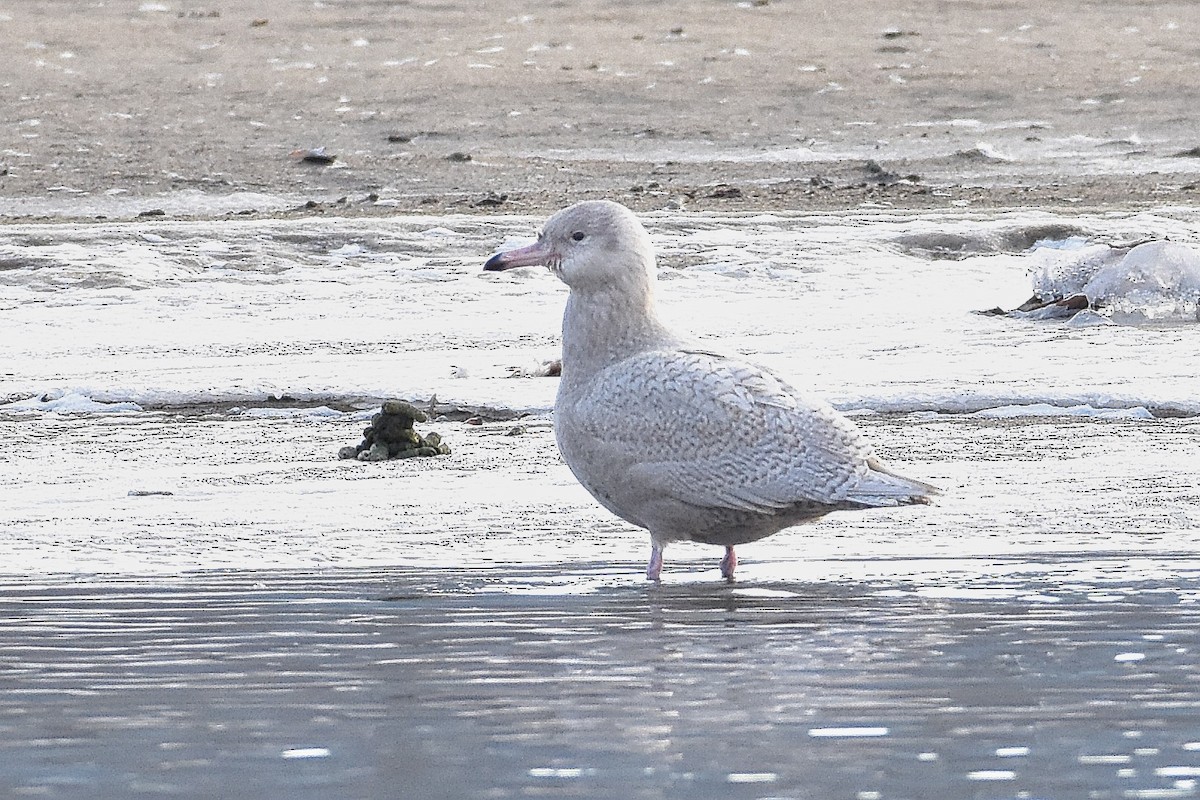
[2, 209, 1199, 798]
[2, 566, 1199, 800]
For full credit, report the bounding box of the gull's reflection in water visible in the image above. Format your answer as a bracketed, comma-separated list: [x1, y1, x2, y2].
[0, 561, 1197, 799]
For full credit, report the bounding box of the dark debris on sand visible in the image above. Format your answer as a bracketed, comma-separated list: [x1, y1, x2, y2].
[338, 400, 450, 462]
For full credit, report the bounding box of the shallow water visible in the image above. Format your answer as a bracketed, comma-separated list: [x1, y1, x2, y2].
[2, 565, 1198, 800]
[2, 209, 1199, 797]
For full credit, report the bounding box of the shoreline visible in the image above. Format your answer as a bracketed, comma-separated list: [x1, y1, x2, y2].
[5, 1, 1200, 221]
[4, 171, 1199, 225]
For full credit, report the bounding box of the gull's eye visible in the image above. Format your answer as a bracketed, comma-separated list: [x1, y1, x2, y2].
[571, 231, 586, 242]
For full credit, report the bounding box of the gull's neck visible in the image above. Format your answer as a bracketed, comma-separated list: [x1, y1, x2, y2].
[559, 284, 678, 389]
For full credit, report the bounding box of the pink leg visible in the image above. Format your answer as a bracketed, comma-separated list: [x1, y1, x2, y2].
[719, 546, 737, 580]
[646, 543, 664, 582]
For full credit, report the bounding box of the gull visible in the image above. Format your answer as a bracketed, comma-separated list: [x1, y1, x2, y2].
[485, 200, 938, 580]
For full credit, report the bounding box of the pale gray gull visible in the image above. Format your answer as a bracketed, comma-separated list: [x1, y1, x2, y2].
[484, 200, 939, 581]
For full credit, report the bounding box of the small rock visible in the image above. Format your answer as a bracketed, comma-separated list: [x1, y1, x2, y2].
[388, 427, 422, 447]
[1055, 294, 1091, 311]
[473, 192, 508, 207]
[507, 358, 562, 378]
[706, 185, 742, 199]
[292, 147, 337, 165]
[342, 400, 449, 461]
[382, 399, 428, 422]
[380, 417, 416, 439]
[365, 441, 390, 462]
[864, 160, 902, 185]
[504, 425, 527, 436]
[446, 151, 472, 162]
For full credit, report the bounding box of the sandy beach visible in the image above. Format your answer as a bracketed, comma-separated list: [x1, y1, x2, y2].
[4, 0, 1200, 218]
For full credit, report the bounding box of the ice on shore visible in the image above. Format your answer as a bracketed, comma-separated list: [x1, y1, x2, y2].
[2, 210, 1199, 422]
[1029, 240, 1200, 323]
[1083, 241, 1200, 322]
[1, 391, 143, 414]
[972, 403, 1154, 420]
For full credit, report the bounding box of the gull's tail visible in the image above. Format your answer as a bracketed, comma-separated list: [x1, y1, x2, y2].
[845, 457, 942, 507]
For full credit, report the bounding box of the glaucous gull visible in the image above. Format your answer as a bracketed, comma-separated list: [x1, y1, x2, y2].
[485, 200, 938, 581]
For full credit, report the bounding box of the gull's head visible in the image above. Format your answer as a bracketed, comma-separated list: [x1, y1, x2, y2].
[484, 200, 654, 294]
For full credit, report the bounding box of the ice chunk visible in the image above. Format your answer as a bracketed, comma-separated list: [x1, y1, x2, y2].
[972, 403, 1153, 420]
[1082, 241, 1200, 322]
[1029, 243, 1123, 300]
[1027, 240, 1200, 323]
[1, 392, 143, 414]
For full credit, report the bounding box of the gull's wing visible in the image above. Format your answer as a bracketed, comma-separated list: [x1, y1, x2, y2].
[564, 349, 879, 514]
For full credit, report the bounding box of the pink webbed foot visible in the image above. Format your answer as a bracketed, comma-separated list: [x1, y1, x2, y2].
[646, 543, 664, 582]
[719, 546, 737, 581]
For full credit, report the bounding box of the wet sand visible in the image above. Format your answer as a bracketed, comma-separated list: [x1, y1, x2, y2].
[4, 0, 1200, 218]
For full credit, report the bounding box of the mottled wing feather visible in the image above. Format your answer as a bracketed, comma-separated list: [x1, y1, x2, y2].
[570, 349, 873, 513]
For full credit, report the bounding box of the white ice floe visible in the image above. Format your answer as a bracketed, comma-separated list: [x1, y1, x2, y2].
[1, 392, 142, 414]
[1029, 239, 1200, 323]
[1085, 241, 1200, 322]
[972, 403, 1154, 420]
[1, 210, 1198, 421]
